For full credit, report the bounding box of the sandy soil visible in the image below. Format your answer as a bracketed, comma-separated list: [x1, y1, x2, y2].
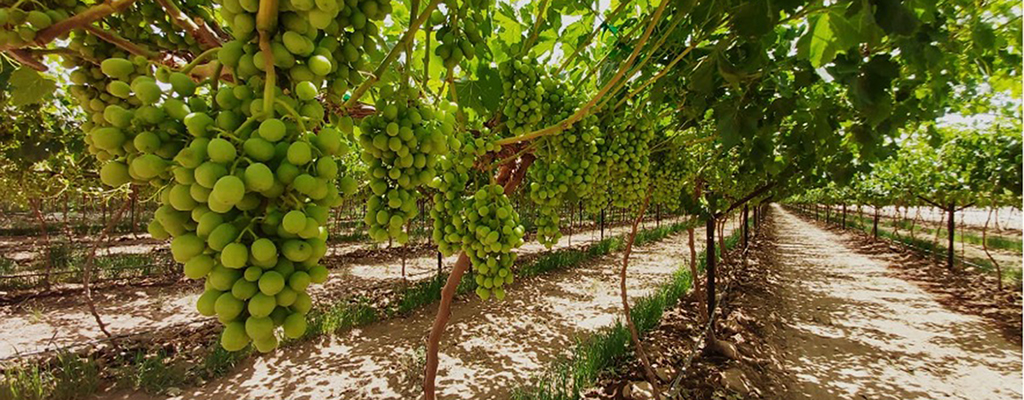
[0, 217, 687, 360]
[95, 218, 741, 400]
[772, 206, 1022, 400]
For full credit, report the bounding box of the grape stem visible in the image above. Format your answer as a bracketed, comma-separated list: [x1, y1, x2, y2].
[257, 0, 279, 119]
[6, 49, 47, 71]
[180, 47, 221, 74]
[210, 61, 224, 101]
[258, 32, 276, 119]
[598, 14, 691, 111]
[273, 98, 308, 134]
[342, 0, 444, 110]
[154, 0, 223, 50]
[609, 30, 716, 112]
[521, 0, 552, 54]
[569, 9, 649, 97]
[234, 116, 258, 136]
[423, 154, 534, 400]
[82, 24, 163, 63]
[619, 188, 662, 400]
[496, 0, 671, 147]
[19, 0, 139, 49]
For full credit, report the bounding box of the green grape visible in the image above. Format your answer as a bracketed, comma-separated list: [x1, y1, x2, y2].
[247, 292, 276, 318]
[207, 138, 237, 163]
[100, 161, 131, 187]
[250, 238, 277, 262]
[245, 316, 275, 341]
[100, 58, 134, 80]
[282, 313, 307, 338]
[281, 239, 311, 262]
[211, 175, 245, 206]
[214, 292, 245, 322]
[221, 242, 250, 268]
[207, 223, 240, 251]
[184, 255, 215, 279]
[196, 289, 221, 316]
[221, 321, 250, 351]
[170, 233, 205, 262]
[259, 118, 287, 141]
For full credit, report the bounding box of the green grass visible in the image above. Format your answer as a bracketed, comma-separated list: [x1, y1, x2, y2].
[303, 218, 701, 339]
[0, 247, 167, 290]
[0, 352, 99, 400]
[113, 350, 187, 395]
[510, 224, 744, 400]
[0, 363, 46, 400]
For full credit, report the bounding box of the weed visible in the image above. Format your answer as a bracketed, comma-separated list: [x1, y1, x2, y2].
[0, 364, 47, 400]
[50, 352, 99, 400]
[114, 351, 186, 395]
[199, 343, 250, 380]
[511, 227, 743, 400]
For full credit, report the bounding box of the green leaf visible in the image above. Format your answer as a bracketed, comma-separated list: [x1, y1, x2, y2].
[872, 0, 919, 36]
[10, 67, 56, 107]
[799, 12, 860, 68]
[454, 64, 502, 116]
[731, 0, 774, 38]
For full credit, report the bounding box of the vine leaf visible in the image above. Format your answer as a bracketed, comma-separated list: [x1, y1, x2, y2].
[454, 64, 502, 116]
[10, 67, 56, 106]
[798, 12, 860, 68]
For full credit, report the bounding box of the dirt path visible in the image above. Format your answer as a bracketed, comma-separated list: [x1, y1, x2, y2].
[98, 218, 741, 400]
[0, 217, 685, 360]
[772, 205, 1022, 400]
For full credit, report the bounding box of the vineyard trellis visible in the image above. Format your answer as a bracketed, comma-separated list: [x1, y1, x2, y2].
[0, 0, 1019, 397]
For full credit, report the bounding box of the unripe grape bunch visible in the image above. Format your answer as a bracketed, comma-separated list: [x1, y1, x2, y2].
[429, 129, 494, 255]
[56, 0, 382, 354]
[499, 56, 547, 136]
[465, 184, 524, 301]
[358, 84, 454, 244]
[527, 77, 603, 247]
[429, 0, 490, 69]
[428, 130, 525, 301]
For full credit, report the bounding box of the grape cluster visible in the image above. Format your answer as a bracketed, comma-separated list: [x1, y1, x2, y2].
[499, 56, 547, 136]
[216, 0, 390, 103]
[57, 0, 372, 353]
[357, 85, 453, 244]
[429, 0, 489, 69]
[429, 130, 524, 300]
[76, 50, 353, 353]
[429, 129, 493, 255]
[465, 184, 522, 301]
[118, 2, 206, 55]
[600, 113, 655, 208]
[526, 78, 603, 247]
[651, 162, 686, 212]
[0, 2, 72, 48]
